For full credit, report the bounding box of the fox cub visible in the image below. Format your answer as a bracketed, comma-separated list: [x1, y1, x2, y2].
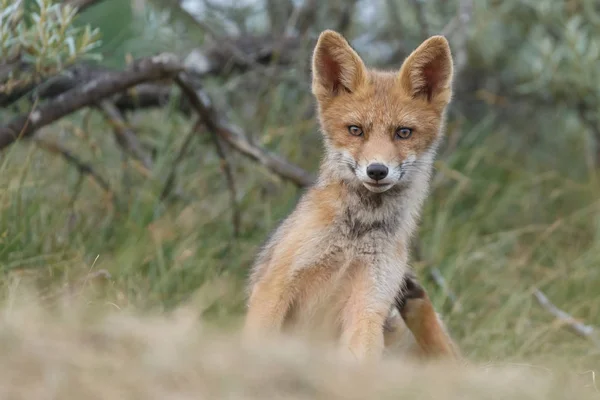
[243, 30, 459, 362]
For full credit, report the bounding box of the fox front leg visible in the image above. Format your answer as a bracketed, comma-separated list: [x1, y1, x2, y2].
[243, 268, 293, 344]
[339, 263, 393, 362]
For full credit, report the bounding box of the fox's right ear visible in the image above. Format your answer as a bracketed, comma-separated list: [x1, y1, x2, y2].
[311, 30, 367, 100]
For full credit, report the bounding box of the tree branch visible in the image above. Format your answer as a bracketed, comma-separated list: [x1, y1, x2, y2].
[533, 289, 600, 347]
[161, 119, 201, 201]
[2, 52, 314, 192]
[97, 100, 154, 172]
[0, 53, 183, 150]
[34, 138, 112, 194]
[174, 73, 315, 188]
[2, 32, 300, 109]
[208, 127, 241, 237]
[412, 239, 461, 311]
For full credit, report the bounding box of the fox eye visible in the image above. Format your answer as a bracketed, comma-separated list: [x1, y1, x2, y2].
[348, 125, 363, 137]
[395, 127, 412, 139]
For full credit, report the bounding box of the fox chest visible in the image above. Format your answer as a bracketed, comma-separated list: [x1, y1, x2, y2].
[296, 205, 404, 271]
[299, 213, 399, 271]
[284, 213, 404, 337]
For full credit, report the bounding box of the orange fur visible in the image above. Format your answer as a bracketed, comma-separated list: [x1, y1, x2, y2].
[244, 30, 459, 362]
[402, 298, 460, 358]
[386, 274, 461, 360]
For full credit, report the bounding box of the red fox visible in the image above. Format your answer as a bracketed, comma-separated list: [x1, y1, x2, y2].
[243, 29, 459, 362]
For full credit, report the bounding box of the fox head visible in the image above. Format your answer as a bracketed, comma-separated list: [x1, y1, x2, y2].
[311, 30, 453, 193]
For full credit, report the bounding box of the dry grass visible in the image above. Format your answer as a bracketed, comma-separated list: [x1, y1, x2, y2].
[0, 290, 598, 400]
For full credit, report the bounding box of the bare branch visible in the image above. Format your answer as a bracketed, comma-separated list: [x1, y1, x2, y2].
[174, 73, 315, 188]
[161, 0, 265, 70]
[208, 129, 241, 237]
[161, 120, 201, 201]
[34, 138, 112, 194]
[0, 54, 183, 150]
[97, 100, 153, 172]
[533, 289, 600, 347]
[412, 239, 461, 311]
[160, 0, 303, 83]
[428, 267, 461, 312]
[4, 32, 301, 109]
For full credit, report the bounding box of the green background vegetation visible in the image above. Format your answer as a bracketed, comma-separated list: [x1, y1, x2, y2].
[2, 0, 600, 373]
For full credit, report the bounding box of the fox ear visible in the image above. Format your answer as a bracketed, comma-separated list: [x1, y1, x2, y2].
[312, 30, 367, 99]
[398, 35, 453, 105]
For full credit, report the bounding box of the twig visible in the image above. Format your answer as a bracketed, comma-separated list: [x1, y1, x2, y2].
[533, 289, 600, 347]
[174, 73, 315, 188]
[577, 370, 599, 393]
[162, 0, 264, 71]
[34, 138, 112, 195]
[5, 34, 300, 109]
[97, 100, 153, 172]
[166, 0, 303, 88]
[63, 173, 84, 234]
[412, 239, 461, 311]
[67, 173, 85, 210]
[160, 119, 201, 200]
[208, 128, 241, 237]
[119, 149, 132, 206]
[0, 53, 183, 150]
[428, 267, 461, 312]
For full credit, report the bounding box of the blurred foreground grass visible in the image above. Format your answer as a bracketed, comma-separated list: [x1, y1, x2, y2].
[0, 293, 598, 399]
[1, 103, 600, 379]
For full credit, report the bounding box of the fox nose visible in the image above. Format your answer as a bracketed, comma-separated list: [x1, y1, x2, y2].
[366, 163, 389, 181]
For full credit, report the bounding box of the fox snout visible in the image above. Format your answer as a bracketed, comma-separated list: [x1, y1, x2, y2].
[355, 160, 405, 193]
[366, 163, 388, 181]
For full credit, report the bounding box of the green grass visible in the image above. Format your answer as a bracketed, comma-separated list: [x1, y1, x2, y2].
[1, 87, 600, 378]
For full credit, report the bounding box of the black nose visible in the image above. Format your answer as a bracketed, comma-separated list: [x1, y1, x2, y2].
[366, 163, 388, 181]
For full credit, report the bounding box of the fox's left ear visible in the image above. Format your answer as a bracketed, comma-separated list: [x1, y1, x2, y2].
[398, 35, 453, 105]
